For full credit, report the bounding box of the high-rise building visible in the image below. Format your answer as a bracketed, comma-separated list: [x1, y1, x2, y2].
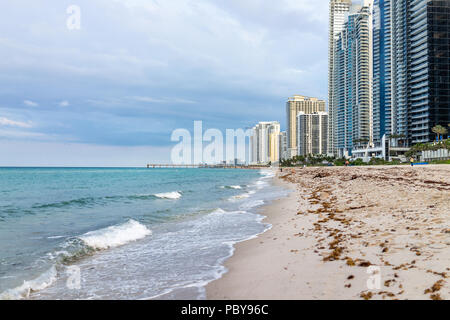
[329, 0, 353, 155]
[373, 0, 408, 144]
[372, 0, 450, 145]
[333, 2, 373, 157]
[297, 112, 329, 156]
[278, 131, 288, 161]
[251, 122, 280, 164]
[269, 130, 280, 163]
[408, 0, 450, 143]
[286, 95, 326, 158]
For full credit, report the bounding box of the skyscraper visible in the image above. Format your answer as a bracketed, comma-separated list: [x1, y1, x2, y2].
[333, 2, 373, 157]
[408, 0, 450, 143]
[278, 131, 288, 161]
[297, 112, 329, 156]
[373, 0, 450, 145]
[372, 0, 408, 144]
[328, 0, 353, 155]
[286, 95, 326, 158]
[251, 122, 280, 164]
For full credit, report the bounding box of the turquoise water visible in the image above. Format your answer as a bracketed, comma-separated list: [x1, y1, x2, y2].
[0, 167, 286, 299]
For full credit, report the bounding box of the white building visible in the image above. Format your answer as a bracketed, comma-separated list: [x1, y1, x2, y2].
[251, 122, 280, 165]
[328, 0, 353, 155]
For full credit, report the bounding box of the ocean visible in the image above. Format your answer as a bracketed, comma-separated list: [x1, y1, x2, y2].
[0, 167, 287, 300]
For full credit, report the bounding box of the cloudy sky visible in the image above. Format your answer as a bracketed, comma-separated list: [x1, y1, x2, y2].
[0, 0, 328, 166]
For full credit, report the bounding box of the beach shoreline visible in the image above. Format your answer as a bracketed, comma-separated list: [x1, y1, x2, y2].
[206, 165, 450, 300]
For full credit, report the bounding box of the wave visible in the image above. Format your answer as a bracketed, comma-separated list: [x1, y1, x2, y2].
[228, 189, 257, 201]
[221, 185, 242, 189]
[209, 208, 227, 215]
[239, 199, 265, 210]
[208, 208, 247, 216]
[259, 170, 275, 180]
[32, 197, 99, 209]
[78, 219, 152, 250]
[229, 194, 250, 200]
[154, 191, 182, 200]
[30, 191, 182, 210]
[0, 266, 57, 300]
[0, 219, 152, 300]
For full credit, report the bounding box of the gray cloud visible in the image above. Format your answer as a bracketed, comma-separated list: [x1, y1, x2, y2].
[0, 0, 328, 165]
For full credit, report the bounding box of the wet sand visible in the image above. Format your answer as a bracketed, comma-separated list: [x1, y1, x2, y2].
[207, 165, 450, 300]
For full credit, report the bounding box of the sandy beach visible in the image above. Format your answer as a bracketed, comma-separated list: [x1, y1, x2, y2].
[207, 165, 450, 300]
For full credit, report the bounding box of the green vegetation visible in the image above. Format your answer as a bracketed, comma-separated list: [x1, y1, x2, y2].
[281, 135, 450, 167]
[279, 155, 404, 167]
[429, 159, 450, 165]
[280, 154, 335, 167]
[431, 125, 448, 141]
[405, 138, 450, 158]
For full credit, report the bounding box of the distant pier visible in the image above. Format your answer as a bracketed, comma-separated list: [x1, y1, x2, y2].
[146, 164, 270, 169]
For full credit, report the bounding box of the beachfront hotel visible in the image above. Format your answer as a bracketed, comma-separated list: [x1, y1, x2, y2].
[372, 0, 408, 145]
[286, 95, 326, 158]
[331, 1, 373, 157]
[328, 0, 353, 155]
[250, 121, 280, 165]
[296, 112, 329, 156]
[329, 0, 450, 159]
[372, 0, 450, 145]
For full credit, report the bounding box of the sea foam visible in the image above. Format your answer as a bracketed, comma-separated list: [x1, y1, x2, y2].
[154, 191, 182, 199]
[0, 265, 57, 300]
[79, 219, 152, 250]
[221, 185, 242, 189]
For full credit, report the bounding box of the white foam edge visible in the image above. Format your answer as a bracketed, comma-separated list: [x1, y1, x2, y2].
[78, 219, 152, 250]
[0, 265, 58, 300]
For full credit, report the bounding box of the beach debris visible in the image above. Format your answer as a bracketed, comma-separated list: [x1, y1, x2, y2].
[346, 258, 355, 266]
[284, 166, 450, 300]
[384, 279, 395, 287]
[358, 261, 371, 267]
[424, 280, 444, 294]
[360, 292, 373, 300]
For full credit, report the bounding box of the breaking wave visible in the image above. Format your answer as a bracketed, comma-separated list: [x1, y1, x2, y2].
[154, 191, 182, 200]
[0, 220, 152, 300]
[221, 185, 242, 189]
[78, 219, 152, 250]
[0, 266, 57, 300]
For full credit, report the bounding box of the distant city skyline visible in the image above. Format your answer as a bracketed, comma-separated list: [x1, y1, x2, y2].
[0, 0, 330, 166]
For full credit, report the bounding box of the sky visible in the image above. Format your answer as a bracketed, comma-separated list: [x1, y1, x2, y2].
[0, 0, 329, 166]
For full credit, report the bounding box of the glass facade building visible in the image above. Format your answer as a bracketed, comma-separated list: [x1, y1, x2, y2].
[373, 0, 409, 144]
[328, 0, 353, 155]
[333, 4, 373, 157]
[297, 112, 329, 156]
[373, 0, 450, 145]
[408, 0, 450, 143]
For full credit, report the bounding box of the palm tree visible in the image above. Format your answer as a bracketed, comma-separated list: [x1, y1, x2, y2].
[432, 125, 447, 141]
[438, 126, 448, 141]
